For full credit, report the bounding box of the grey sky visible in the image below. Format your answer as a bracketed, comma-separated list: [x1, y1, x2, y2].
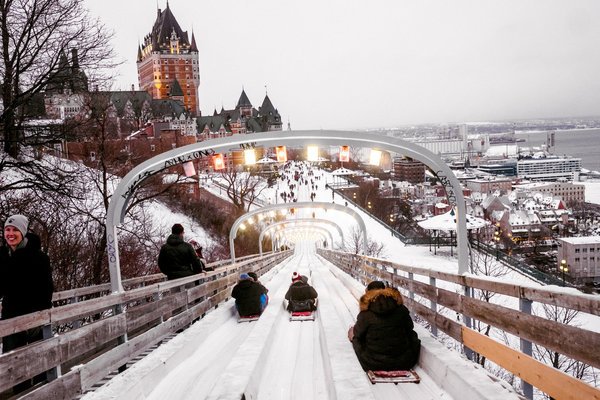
[85, 0, 600, 130]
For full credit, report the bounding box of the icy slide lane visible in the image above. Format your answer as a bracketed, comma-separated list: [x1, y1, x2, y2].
[84, 244, 454, 400]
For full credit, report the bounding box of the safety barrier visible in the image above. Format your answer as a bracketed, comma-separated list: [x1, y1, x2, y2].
[0, 251, 291, 399]
[318, 248, 600, 400]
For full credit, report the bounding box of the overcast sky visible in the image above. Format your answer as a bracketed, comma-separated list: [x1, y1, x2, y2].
[85, 0, 600, 130]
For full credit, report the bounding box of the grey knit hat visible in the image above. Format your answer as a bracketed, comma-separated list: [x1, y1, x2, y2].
[4, 215, 29, 237]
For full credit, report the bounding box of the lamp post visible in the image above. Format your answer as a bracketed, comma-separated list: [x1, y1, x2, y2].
[494, 223, 501, 260]
[560, 259, 568, 286]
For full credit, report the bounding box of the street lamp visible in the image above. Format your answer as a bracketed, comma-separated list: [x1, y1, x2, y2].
[494, 223, 501, 260]
[560, 259, 568, 286]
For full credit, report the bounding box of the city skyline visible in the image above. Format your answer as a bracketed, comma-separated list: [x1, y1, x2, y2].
[85, 0, 600, 130]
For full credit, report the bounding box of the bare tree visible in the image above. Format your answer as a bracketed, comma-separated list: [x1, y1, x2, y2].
[218, 167, 267, 214]
[345, 225, 385, 257]
[532, 304, 595, 400]
[469, 248, 511, 367]
[0, 0, 116, 193]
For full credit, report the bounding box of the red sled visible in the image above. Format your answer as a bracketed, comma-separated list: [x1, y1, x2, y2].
[238, 315, 260, 323]
[289, 311, 315, 321]
[367, 369, 420, 384]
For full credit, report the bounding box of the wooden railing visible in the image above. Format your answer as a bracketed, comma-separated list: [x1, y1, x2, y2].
[0, 251, 291, 399]
[318, 249, 600, 400]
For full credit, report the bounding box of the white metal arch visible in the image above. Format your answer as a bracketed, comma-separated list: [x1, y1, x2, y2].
[229, 201, 367, 262]
[273, 226, 333, 252]
[258, 218, 344, 256]
[106, 130, 468, 292]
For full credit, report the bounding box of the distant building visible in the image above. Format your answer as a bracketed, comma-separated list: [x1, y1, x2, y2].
[517, 156, 581, 181]
[558, 236, 600, 284]
[137, 3, 200, 115]
[465, 177, 512, 195]
[393, 157, 425, 184]
[513, 181, 585, 204]
[476, 160, 517, 177]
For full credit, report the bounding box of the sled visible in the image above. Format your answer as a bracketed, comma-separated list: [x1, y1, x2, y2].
[367, 369, 420, 384]
[289, 311, 315, 321]
[237, 315, 260, 323]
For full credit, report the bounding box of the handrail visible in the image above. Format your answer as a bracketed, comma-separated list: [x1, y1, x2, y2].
[0, 251, 291, 397]
[317, 248, 600, 400]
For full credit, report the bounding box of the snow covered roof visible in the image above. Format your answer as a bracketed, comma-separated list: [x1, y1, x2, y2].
[560, 236, 600, 245]
[418, 209, 489, 231]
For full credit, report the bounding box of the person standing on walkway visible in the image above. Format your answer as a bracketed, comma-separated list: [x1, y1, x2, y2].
[0, 214, 54, 392]
[158, 224, 204, 280]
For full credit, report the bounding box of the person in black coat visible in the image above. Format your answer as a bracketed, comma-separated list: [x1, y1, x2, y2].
[1, 215, 54, 391]
[284, 272, 318, 312]
[158, 224, 204, 280]
[231, 273, 269, 316]
[349, 281, 420, 371]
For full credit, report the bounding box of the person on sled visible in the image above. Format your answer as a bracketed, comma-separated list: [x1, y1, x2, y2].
[348, 281, 421, 371]
[285, 272, 318, 312]
[231, 273, 268, 317]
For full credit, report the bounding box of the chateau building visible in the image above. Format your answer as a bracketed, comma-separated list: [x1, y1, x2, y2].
[137, 2, 200, 115]
[197, 89, 282, 140]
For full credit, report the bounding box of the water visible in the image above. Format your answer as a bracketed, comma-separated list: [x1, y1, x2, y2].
[516, 129, 600, 172]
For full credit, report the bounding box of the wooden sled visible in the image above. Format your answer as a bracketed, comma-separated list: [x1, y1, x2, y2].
[367, 369, 420, 384]
[289, 311, 315, 321]
[238, 315, 260, 323]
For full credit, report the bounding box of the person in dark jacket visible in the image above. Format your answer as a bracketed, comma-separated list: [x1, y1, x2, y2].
[285, 271, 318, 312]
[348, 281, 420, 371]
[231, 273, 268, 316]
[158, 224, 204, 280]
[1, 215, 54, 391]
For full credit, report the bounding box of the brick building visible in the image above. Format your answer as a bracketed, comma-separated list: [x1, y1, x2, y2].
[137, 3, 200, 115]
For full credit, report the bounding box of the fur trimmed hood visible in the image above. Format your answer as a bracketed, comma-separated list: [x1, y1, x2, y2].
[359, 287, 404, 314]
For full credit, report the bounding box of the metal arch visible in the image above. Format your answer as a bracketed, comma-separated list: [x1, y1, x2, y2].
[106, 130, 469, 293]
[272, 226, 333, 252]
[258, 218, 344, 256]
[229, 201, 367, 262]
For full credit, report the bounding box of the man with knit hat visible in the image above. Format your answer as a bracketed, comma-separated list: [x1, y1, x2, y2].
[285, 272, 318, 312]
[158, 223, 204, 280]
[231, 273, 268, 317]
[1, 214, 54, 391]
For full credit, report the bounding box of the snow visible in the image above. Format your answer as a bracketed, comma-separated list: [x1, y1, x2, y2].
[581, 180, 600, 205]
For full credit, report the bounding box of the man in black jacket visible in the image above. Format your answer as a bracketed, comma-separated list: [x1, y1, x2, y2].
[285, 271, 318, 312]
[231, 273, 268, 316]
[348, 281, 421, 371]
[1, 215, 54, 392]
[158, 224, 204, 280]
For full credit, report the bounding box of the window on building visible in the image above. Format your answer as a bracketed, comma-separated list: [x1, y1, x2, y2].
[575, 257, 580, 262]
[575, 248, 580, 253]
